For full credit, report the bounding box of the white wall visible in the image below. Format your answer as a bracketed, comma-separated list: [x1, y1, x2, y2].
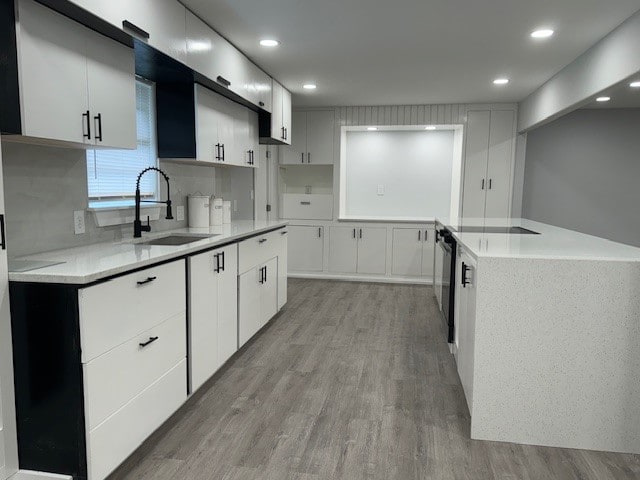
[521, 108, 640, 247]
[342, 129, 455, 220]
[518, 10, 640, 132]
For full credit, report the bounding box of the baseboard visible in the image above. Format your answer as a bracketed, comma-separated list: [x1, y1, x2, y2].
[10, 471, 72, 480]
[288, 272, 433, 285]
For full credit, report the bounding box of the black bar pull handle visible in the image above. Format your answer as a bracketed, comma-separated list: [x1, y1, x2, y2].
[214, 253, 221, 273]
[83, 110, 91, 140]
[122, 20, 150, 40]
[259, 238, 268, 244]
[221, 143, 225, 161]
[139, 336, 159, 348]
[217, 76, 231, 88]
[489, 179, 493, 190]
[300, 201, 311, 205]
[281, 126, 286, 140]
[352, 228, 356, 239]
[359, 229, 363, 239]
[221, 251, 225, 272]
[435, 230, 440, 243]
[137, 276, 157, 286]
[301, 152, 304, 163]
[481, 179, 485, 190]
[264, 265, 267, 283]
[424, 230, 428, 242]
[259, 266, 265, 284]
[461, 263, 469, 288]
[0, 214, 6, 250]
[418, 230, 421, 241]
[307, 152, 311, 163]
[94, 113, 103, 142]
[318, 227, 322, 238]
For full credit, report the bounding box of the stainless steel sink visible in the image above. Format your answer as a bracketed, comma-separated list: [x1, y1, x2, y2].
[141, 234, 218, 246]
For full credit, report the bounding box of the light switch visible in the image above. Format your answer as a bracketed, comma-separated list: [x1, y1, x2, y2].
[176, 206, 185, 222]
[377, 184, 385, 196]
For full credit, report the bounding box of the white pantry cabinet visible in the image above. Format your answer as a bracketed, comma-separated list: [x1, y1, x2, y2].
[329, 227, 387, 275]
[454, 247, 477, 413]
[188, 244, 238, 393]
[288, 225, 324, 272]
[72, 0, 187, 63]
[462, 110, 515, 220]
[282, 110, 335, 165]
[391, 228, 434, 277]
[238, 257, 278, 346]
[264, 80, 292, 145]
[14, 0, 136, 148]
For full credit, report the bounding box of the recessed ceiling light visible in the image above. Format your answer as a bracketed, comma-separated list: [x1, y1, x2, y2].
[596, 96, 611, 102]
[259, 39, 280, 47]
[303, 84, 317, 90]
[531, 29, 554, 39]
[493, 78, 509, 85]
[367, 127, 378, 131]
[425, 126, 436, 130]
[630, 81, 640, 88]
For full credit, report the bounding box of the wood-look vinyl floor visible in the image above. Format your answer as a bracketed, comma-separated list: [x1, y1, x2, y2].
[108, 279, 640, 480]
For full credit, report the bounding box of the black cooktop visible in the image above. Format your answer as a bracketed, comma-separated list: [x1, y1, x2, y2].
[449, 226, 540, 235]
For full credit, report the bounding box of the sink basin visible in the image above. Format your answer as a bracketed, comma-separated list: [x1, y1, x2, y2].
[141, 234, 218, 246]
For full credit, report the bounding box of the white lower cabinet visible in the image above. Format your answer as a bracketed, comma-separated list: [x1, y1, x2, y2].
[454, 248, 477, 413]
[188, 244, 238, 393]
[329, 227, 386, 275]
[392, 228, 435, 277]
[288, 225, 324, 272]
[238, 257, 278, 346]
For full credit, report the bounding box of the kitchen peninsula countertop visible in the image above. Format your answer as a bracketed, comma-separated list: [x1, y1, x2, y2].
[8, 220, 289, 285]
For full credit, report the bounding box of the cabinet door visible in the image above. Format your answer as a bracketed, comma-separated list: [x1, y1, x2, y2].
[188, 250, 219, 392]
[232, 102, 251, 166]
[455, 251, 477, 413]
[462, 110, 491, 219]
[216, 96, 237, 165]
[484, 110, 515, 219]
[329, 227, 358, 274]
[270, 80, 284, 141]
[195, 86, 232, 164]
[306, 110, 335, 165]
[288, 226, 324, 272]
[277, 230, 288, 309]
[17, 0, 89, 144]
[238, 266, 262, 347]
[86, 31, 136, 149]
[281, 111, 307, 164]
[357, 227, 387, 275]
[247, 110, 259, 168]
[391, 228, 422, 276]
[217, 245, 238, 367]
[421, 228, 435, 278]
[281, 88, 292, 146]
[261, 257, 279, 328]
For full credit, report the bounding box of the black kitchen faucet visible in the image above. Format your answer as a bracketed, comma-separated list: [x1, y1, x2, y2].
[133, 167, 173, 238]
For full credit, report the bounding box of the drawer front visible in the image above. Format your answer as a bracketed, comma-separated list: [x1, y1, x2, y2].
[238, 228, 284, 274]
[87, 359, 187, 480]
[281, 194, 333, 220]
[79, 260, 186, 363]
[83, 312, 186, 430]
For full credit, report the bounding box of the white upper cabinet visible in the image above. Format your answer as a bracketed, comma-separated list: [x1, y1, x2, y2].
[15, 0, 136, 148]
[73, 0, 187, 63]
[264, 80, 292, 145]
[185, 11, 272, 112]
[282, 110, 334, 164]
[462, 109, 516, 220]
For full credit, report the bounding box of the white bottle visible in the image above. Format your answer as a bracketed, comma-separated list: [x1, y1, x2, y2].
[210, 197, 223, 226]
[223, 201, 231, 224]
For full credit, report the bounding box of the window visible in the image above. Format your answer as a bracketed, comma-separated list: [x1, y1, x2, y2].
[86, 79, 157, 208]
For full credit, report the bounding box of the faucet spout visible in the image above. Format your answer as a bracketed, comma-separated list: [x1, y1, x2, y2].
[133, 167, 173, 238]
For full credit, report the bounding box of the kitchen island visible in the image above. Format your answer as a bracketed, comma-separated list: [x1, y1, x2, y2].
[439, 218, 640, 454]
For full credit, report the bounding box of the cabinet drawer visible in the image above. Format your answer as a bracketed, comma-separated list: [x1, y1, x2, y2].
[281, 194, 333, 220]
[79, 260, 186, 363]
[86, 359, 187, 480]
[238, 228, 285, 274]
[83, 312, 186, 430]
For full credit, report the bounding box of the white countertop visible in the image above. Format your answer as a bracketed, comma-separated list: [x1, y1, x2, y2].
[439, 218, 640, 262]
[8, 220, 289, 285]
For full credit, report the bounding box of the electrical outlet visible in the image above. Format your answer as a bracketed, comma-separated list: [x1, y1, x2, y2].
[377, 184, 385, 196]
[74, 210, 85, 235]
[233, 200, 238, 212]
[176, 206, 185, 222]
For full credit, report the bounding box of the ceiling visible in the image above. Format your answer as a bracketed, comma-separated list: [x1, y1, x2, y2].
[582, 75, 640, 109]
[181, 0, 640, 108]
